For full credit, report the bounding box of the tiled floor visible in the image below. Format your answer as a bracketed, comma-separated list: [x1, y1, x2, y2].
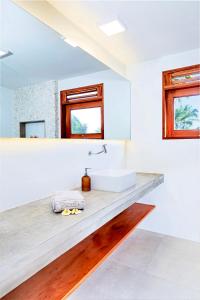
[68, 229, 200, 300]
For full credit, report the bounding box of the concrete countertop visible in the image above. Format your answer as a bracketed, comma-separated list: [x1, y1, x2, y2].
[0, 172, 164, 297]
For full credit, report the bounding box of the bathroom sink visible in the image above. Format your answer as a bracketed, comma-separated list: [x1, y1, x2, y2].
[91, 169, 136, 192]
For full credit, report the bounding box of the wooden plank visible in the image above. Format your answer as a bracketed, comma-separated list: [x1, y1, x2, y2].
[164, 81, 199, 90]
[2, 203, 155, 300]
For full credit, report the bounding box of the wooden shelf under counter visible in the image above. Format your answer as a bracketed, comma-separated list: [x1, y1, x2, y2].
[2, 202, 155, 300]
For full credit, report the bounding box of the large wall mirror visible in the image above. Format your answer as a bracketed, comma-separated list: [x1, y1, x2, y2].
[0, 0, 131, 140]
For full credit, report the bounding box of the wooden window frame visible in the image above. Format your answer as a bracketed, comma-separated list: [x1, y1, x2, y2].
[60, 83, 104, 139]
[162, 64, 200, 139]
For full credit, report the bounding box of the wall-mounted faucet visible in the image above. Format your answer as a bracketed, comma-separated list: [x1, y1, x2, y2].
[88, 144, 107, 156]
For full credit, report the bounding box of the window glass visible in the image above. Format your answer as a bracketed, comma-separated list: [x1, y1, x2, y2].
[172, 72, 200, 84]
[174, 95, 200, 130]
[71, 107, 101, 134]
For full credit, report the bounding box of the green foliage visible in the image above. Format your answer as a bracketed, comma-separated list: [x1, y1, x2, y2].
[175, 101, 199, 130]
[71, 115, 87, 134]
[95, 127, 101, 133]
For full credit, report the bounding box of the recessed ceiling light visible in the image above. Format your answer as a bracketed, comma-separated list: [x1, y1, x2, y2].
[0, 50, 13, 59]
[64, 38, 78, 48]
[99, 20, 126, 36]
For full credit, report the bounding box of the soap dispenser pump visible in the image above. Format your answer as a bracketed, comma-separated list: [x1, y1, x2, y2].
[82, 168, 91, 192]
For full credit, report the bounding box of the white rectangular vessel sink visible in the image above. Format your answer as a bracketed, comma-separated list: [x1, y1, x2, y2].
[91, 169, 136, 192]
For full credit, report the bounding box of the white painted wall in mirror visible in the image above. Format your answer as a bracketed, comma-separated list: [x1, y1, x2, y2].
[0, 86, 15, 137]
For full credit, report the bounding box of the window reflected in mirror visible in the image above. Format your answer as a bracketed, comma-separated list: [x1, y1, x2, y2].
[71, 108, 101, 135]
[61, 83, 104, 139]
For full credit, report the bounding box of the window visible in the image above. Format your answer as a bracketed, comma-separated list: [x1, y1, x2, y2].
[60, 83, 104, 139]
[162, 64, 200, 139]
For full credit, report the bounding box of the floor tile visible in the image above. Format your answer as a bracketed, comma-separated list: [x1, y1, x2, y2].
[109, 229, 163, 271]
[146, 236, 200, 291]
[68, 260, 140, 300]
[68, 229, 200, 300]
[133, 271, 200, 300]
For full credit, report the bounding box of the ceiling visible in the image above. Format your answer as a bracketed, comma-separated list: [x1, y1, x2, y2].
[48, 0, 200, 65]
[0, 0, 108, 89]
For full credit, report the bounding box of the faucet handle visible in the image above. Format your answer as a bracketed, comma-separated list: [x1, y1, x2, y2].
[103, 144, 107, 153]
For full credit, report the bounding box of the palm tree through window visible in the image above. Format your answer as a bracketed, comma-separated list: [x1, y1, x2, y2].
[162, 65, 200, 139]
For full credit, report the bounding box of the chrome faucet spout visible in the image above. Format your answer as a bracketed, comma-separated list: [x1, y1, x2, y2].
[88, 144, 107, 156]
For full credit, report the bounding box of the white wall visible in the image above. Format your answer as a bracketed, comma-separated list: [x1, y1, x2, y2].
[1, 47, 199, 244]
[58, 69, 131, 139]
[0, 86, 14, 137]
[126, 48, 200, 242]
[0, 139, 125, 211]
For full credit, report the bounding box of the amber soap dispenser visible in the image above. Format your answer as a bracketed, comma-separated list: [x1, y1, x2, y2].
[82, 168, 91, 192]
